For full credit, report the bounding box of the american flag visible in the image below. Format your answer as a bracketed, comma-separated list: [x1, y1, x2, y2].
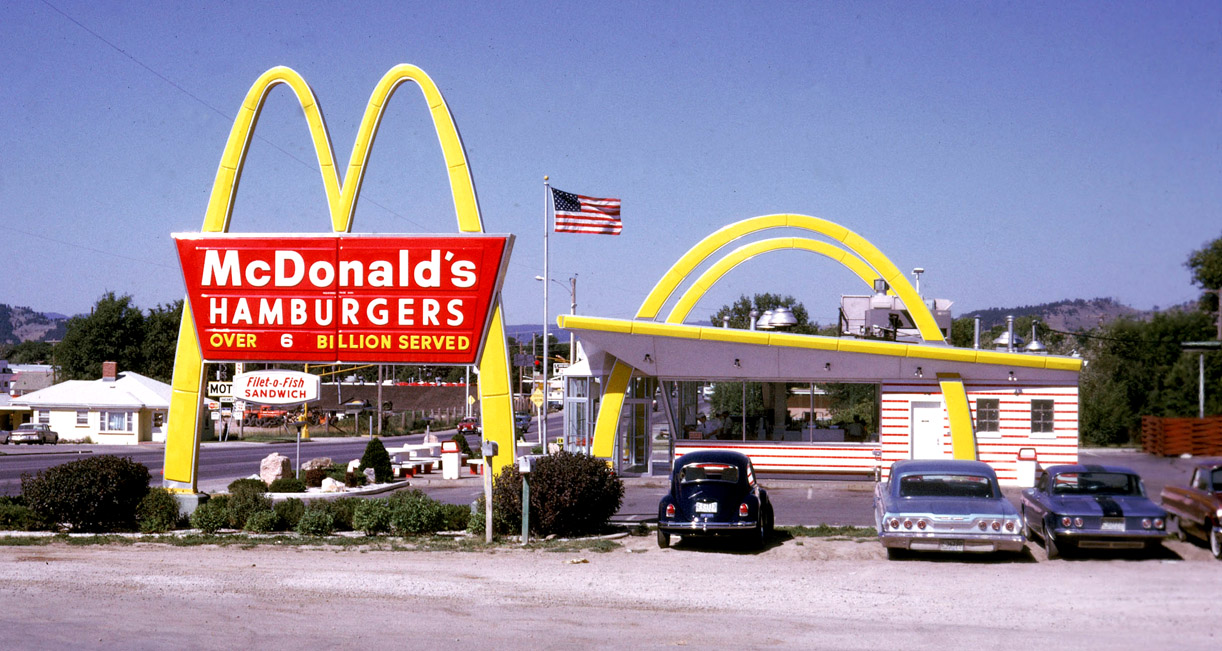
[552, 188, 622, 235]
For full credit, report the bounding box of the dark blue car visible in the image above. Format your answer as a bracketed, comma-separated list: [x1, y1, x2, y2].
[657, 450, 774, 549]
[1021, 464, 1169, 559]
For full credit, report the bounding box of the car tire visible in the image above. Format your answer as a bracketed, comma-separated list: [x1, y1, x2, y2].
[1170, 514, 1187, 542]
[657, 529, 670, 549]
[764, 503, 775, 538]
[1043, 520, 1060, 560]
[1210, 527, 1222, 560]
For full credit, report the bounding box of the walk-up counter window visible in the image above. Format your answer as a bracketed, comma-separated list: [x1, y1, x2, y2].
[673, 381, 879, 445]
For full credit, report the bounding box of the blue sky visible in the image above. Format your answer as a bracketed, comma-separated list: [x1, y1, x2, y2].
[2, 1, 1219, 329]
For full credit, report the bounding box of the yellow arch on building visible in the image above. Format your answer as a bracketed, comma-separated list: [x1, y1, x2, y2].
[165, 66, 516, 491]
[590, 214, 977, 463]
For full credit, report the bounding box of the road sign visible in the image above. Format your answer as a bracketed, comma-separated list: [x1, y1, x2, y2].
[530, 389, 544, 408]
[468, 394, 476, 405]
[207, 381, 232, 398]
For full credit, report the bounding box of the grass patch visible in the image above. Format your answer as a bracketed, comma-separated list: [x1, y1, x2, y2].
[782, 524, 876, 539]
[64, 535, 136, 546]
[0, 532, 625, 552]
[0, 536, 53, 546]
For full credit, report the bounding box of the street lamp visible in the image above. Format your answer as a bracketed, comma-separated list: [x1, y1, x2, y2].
[535, 275, 577, 362]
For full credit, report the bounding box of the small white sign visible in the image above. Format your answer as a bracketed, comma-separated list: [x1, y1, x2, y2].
[233, 370, 320, 406]
[206, 381, 232, 398]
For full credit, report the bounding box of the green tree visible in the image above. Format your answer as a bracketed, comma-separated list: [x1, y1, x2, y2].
[141, 301, 183, 383]
[709, 293, 816, 334]
[55, 293, 146, 380]
[1186, 233, 1222, 312]
[3, 340, 55, 364]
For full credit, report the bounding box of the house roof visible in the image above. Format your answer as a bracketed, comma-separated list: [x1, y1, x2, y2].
[13, 371, 171, 410]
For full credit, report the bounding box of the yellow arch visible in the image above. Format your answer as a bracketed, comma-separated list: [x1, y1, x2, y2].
[165, 66, 516, 491]
[665, 237, 886, 325]
[591, 214, 977, 466]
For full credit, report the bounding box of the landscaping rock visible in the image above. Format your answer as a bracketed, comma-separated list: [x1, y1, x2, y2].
[363, 467, 376, 484]
[347, 459, 361, 472]
[302, 458, 333, 471]
[259, 453, 293, 485]
[320, 477, 346, 493]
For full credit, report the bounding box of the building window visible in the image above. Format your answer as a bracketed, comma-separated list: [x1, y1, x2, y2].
[1031, 400, 1055, 434]
[38, 411, 50, 424]
[975, 399, 999, 432]
[101, 411, 131, 432]
[76, 410, 88, 426]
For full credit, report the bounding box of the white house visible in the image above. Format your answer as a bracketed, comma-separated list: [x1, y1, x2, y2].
[13, 362, 170, 445]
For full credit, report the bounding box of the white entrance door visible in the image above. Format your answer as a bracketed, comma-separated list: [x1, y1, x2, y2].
[910, 401, 949, 459]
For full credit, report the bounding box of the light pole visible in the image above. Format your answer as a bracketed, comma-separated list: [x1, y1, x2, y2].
[535, 275, 578, 362]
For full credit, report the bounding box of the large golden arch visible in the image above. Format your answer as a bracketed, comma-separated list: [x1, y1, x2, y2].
[165, 65, 517, 491]
[590, 214, 978, 462]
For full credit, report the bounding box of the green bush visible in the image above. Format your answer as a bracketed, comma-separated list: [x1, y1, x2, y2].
[0, 496, 46, 531]
[304, 468, 327, 488]
[274, 498, 305, 531]
[467, 495, 516, 536]
[439, 503, 470, 532]
[452, 432, 481, 459]
[344, 471, 367, 488]
[491, 451, 623, 537]
[296, 508, 334, 536]
[21, 455, 151, 532]
[244, 510, 278, 533]
[314, 497, 359, 531]
[352, 498, 392, 535]
[190, 499, 229, 533]
[137, 488, 182, 533]
[227, 479, 271, 529]
[359, 437, 394, 484]
[389, 490, 444, 535]
[269, 477, 306, 493]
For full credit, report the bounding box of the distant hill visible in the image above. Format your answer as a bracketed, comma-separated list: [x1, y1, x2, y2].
[0, 304, 69, 344]
[959, 298, 1153, 332]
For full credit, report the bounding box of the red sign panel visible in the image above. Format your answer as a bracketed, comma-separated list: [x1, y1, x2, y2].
[173, 233, 513, 364]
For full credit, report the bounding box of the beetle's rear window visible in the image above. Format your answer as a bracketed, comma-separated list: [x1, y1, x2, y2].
[898, 474, 995, 499]
[680, 463, 739, 484]
[1051, 472, 1141, 496]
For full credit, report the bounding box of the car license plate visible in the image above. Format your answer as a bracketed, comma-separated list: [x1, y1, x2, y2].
[1101, 518, 1125, 531]
[940, 540, 964, 552]
[695, 502, 718, 514]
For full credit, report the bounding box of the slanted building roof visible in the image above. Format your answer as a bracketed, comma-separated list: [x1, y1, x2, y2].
[14, 371, 171, 410]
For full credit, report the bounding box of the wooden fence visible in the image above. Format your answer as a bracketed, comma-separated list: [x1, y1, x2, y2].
[1142, 416, 1222, 456]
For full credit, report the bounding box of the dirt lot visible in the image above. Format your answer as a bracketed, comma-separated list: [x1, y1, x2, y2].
[2, 534, 1219, 650]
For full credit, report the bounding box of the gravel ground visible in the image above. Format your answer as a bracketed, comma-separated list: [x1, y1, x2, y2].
[2, 534, 1219, 650]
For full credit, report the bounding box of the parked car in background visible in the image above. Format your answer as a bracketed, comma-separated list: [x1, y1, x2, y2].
[514, 412, 532, 434]
[656, 450, 773, 549]
[1160, 460, 1222, 559]
[0, 428, 10, 444]
[1022, 464, 1168, 559]
[9, 423, 58, 445]
[875, 459, 1024, 559]
[457, 416, 480, 434]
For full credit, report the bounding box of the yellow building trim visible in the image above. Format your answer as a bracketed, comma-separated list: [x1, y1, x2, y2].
[592, 361, 633, 459]
[937, 374, 978, 461]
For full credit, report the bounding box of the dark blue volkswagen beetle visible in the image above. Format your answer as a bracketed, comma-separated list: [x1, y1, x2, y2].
[1021, 464, 1169, 559]
[657, 450, 774, 549]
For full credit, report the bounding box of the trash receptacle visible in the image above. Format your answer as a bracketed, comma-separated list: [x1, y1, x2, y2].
[1016, 447, 1038, 488]
[441, 440, 461, 480]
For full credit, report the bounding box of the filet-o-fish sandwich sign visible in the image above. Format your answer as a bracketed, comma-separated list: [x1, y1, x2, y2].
[174, 233, 513, 365]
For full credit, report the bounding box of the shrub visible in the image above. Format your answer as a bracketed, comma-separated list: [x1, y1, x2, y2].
[274, 498, 305, 531]
[359, 437, 394, 484]
[344, 471, 367, 488]
[304, 468, 327, 488]
[268, 477, 306, 493]
[467, 495, 515, 536]
[452, 432, 480, 459]
[244, 510, 278, 533]
[315, 497, 359, 531]
[296, 508, 334, 536]
[190, 499, 229, 533]
[227, 480, 271, 529]
[491, 451, 623, 537]
[388, 490, 444, 535]
[21, 455, 151, 532]
[0, 496, 46, 531]
[352, 498, 393, 535]
[439, 503, 470, 532]
[137, 488, 182, 533]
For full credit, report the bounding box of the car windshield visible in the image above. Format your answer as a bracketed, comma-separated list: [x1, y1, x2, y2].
[679, 463, 739, 484]
[1051, 472, 1141, 496]
[897, 473, 996, 499]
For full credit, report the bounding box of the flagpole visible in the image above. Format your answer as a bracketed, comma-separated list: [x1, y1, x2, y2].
[542, 176, 551, 449]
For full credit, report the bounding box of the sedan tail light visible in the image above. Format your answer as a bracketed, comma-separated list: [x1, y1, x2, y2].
[916, 519, 927, 530]
[1061, 516, 1072, 527]
[1073, 517, 1083, 528]
[991, 521, 1001, 531]
[889, 518, 900, 530]
[1005, 521, 1015, 532]
[1153, 518, 1164, 529]
[739, 503, 750, 518]
[1141, 518, 1152, 529]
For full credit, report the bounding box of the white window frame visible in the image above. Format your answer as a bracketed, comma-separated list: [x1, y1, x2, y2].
[1030, 399, 1056, 438]
[974, 399, 1000, 438]
[76, 410, 89, 426]
[100, 411, 133, 432]
[38, 410, 50, 424]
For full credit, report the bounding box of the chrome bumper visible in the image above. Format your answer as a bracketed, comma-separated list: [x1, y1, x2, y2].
[1055, 528, 1169, 548]
[879, 531, 1026, 553]
[658, 519, 757, 534]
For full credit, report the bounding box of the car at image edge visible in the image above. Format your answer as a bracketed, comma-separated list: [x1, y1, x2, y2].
[9, 423, 59, 445]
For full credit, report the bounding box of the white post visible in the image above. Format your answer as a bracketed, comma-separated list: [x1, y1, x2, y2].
[542, 177, 551, 448]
